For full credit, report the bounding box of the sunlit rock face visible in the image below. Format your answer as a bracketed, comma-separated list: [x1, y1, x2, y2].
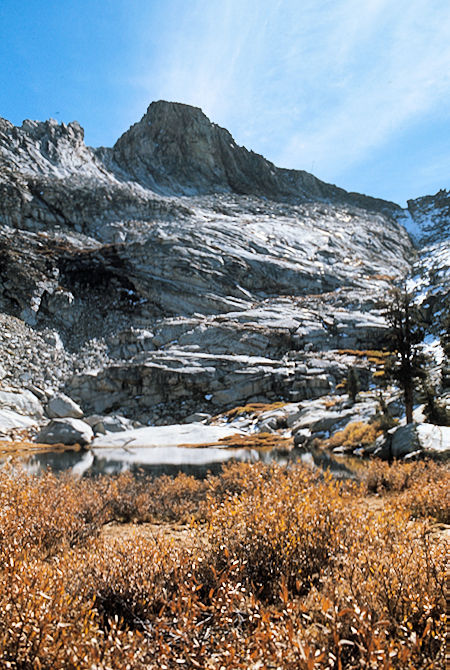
[0, 102, 446, 423]
[397, 190, 450, 325]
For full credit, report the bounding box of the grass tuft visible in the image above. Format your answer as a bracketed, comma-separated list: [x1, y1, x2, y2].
[0, 460, 447, 667]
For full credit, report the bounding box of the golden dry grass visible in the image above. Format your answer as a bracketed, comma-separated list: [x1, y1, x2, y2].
[0, 460, 447, 668]
[366, 274, 397, 282]
[0, 439, 86, 463]
[337, 350, 392, 359]
[218, 432, 293, 449]
[218, 401, 287, 421]
[325, 421, 383, 451]
[180, 432, 293, 450]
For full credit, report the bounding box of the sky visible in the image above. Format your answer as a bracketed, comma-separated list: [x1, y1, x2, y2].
[1, 0, 450, 206]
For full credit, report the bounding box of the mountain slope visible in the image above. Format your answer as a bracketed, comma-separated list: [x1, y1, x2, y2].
[397, 190, 450, 323]
[0, 101, 446, 423]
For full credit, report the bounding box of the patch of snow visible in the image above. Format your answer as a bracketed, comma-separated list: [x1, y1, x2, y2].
[423, 338, 444, 365]
[416, 423, 450, 453]
[92, 422, 243, 448]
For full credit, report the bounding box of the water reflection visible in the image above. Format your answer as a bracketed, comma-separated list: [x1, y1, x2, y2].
[298, 447, 356, 478]
[8, 443, 356, 479]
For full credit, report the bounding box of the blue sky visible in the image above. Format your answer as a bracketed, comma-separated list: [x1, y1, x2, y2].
[1, 0, 449, 205]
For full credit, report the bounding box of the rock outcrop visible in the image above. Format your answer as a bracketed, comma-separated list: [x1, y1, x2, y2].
[400, 189, 450, 326]
[0, 101, 447, 429]
[46, 393, 84, 419]
[374, 422, 450, 460]
[35, 418, 94, 446]
[111, 101, 400, 213]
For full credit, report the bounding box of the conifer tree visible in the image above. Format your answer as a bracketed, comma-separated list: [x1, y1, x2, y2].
[441, 312, 450, 390]
[421, 378, 450, 425]
[346, 367, 359, 403]
[382, 282, 426, 424]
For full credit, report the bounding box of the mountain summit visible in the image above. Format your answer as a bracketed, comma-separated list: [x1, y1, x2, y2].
[0, 101, 447, 429]
[0, 100, 399, 214]
[110, 101, 398, 212]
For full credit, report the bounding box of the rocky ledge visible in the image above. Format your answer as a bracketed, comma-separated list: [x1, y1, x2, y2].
[0, 102, 448, 459]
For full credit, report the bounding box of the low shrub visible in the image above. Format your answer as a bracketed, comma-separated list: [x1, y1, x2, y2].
[0, 460, 446, 668]
[363, 459, 450, 523]
[203, 467, 352, 600]
[325, 420, 382, 450]
[219, 401, 287, 421]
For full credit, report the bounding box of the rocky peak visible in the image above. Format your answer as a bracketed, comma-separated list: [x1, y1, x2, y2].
[0, 115, 94, 180]
[111, 101, 400, 214]
[0, 101, 400, 217]
[20, 118, 84, 145]
[112, 100, 288, 197]
[112, 101, 234, 194]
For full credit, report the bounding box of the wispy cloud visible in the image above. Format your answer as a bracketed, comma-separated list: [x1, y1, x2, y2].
[276, 1, 450, 178]
[130, 0, 450, 198]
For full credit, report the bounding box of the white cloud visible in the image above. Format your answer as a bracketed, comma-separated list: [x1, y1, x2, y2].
[131, 0, 450, 192]
[274, 1, 450, 176]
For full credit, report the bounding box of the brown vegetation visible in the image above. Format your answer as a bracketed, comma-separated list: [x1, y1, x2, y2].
[0, 460, 447, 668]
[337, 349, 392, 359]
[338, 349, 392, 373]
[366, 274, 397, 282]
[0, 439, 82, 457]
[219, 432, 293, 450]
[219, 401, 287, 421]
[214, 433, 293, 450]
[179, 432, 293, 450]
[324, 420, 383, 451]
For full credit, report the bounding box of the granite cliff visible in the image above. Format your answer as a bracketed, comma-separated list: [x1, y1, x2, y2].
[0, 101, 447, 432]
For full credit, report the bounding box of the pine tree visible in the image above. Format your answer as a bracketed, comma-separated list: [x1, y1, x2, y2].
[441, 312, 450, 390]
[382, 282, 426, 424]
[346, 367, 359, 403]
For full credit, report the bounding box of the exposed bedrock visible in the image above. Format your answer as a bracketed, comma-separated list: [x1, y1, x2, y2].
[0, 101, 447, 424]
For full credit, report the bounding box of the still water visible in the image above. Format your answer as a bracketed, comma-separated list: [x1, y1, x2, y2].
[9, 444, 356, 479]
